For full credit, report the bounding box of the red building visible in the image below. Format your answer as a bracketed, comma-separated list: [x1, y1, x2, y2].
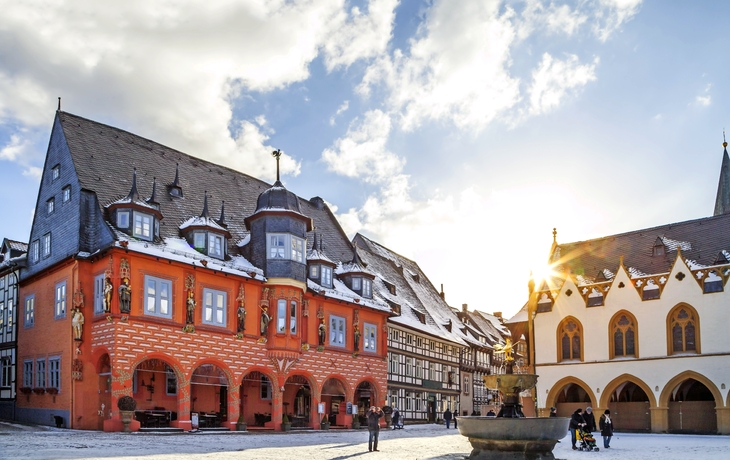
[16, 111, 391, 431]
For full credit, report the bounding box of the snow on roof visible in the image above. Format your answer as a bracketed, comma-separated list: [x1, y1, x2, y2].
[106, 195, 159, 211]
[506, 303, 528, 323]
[661, 236, 691, 252]
[628, 267, 649, 278]
[307, 279, 391, 313]
[111, 235, 264, 280]
[179, 216, 227, 232]
[307, 248, 335, 264]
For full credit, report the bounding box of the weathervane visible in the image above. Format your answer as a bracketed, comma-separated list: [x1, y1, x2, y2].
[724, 129, 727, 149]
[272, 149, 282, 182]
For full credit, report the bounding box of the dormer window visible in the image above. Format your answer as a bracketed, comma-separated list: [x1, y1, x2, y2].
[352, 277, 361, 290]
[134, 212, 153, 240]
[117, 211, 130, 229]
[322, 266, 332, 288]
[193, 232, 205, 251]
[310, 265, 319, 278]
[653, 238, 665, 256]
[209, 234, 224, 258]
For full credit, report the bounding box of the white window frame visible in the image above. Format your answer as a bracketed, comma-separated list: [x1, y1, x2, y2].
[276, 299, 286, 333]
[364, 323, 377, 352]
[202, 288, 226, 327]
[363, 279, 372, 298]
[48, 356, 61, 391]
[144, 275, 172, 319]
[47, 198, 55, 215]
[208, 233, 224, 258]
[30, 241, 39, 263]
[133, 212, 153, 240]
[23, 360, 33, 388]
[94, 274, 105, 315]
[25, 295, 34, 327]
[42, 233, 51, 258]
[266, 233, 305, 263]
[51, 165, 60, 181]
[309, 265, 319, 278]
[352, 277, 361, 290]
[117, 210, 130, 229]
[0, 357, 12, 388]
[329, 315, 345, 347]
[62, 186, 71, 203]
[321, 266, 332, 288]
[36, 359, 46, 388]
[290, 300, 297, 334]
[55, 281, 66, 319]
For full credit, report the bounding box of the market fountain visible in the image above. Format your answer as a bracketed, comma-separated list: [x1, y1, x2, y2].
[456, 339, 569, 460]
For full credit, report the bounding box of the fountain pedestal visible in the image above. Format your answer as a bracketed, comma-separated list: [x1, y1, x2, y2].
[457, 372, 568, 459]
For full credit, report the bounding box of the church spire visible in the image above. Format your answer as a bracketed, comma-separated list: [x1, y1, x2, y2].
[713, 131, 730, 216]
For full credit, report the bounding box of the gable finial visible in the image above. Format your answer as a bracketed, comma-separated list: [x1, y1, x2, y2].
[57, 97, 61, 111]
[218, 200, 226, 226]
[552, 228, 557, 243]
[147, 177, 158, 204]
[272, 149, 282, 182]
[200, 191, 210, 218]
[126, 168, 140, 201]
[724, 129, 727, 149]
[172, 163, 180, 186]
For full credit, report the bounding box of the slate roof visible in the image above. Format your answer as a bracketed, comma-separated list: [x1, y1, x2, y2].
[353, 233, 483, 347]
[3, 239, 28, 253]
[714, 146, 730, 216]
[553, 212, 730, 281]
[58, 111, 354, 263]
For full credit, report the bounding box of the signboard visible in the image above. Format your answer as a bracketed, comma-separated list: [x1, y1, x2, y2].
[318, 403, 325, 414]
[191, 412, 199, 430]
[346, 402, 353, 415]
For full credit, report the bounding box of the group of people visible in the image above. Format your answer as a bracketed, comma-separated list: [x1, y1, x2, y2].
[442, 409, 458, 429]
[552, 406, 613, 450]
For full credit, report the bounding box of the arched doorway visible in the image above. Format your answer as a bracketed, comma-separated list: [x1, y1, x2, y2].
[354, 381, 375, 425]
[554, 382, 593, 417]
[283, 375, 312, 428]
[190, 364, 229, 429]
[240, 370, 274, 428]
[132, 358, 179, 428]
[668, 378, 717, 433]
[321, 378, 347, 426]
[607, 382, 651, 431]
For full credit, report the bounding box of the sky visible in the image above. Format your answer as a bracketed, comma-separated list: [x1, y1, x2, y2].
[1, 0, 729, 319]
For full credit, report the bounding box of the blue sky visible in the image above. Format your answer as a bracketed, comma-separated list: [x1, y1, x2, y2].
[0, 0, 727, 317]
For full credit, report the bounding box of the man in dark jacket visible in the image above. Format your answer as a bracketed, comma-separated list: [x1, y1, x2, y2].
[443, 408, 453, 428]
[569, 408, 586, 450]
[367, 406, 383, 452]
[599, 409, 614, 448]
[583, 407, 596, 432]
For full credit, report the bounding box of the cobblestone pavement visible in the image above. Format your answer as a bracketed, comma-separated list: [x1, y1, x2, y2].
[1, 421, 729, 459]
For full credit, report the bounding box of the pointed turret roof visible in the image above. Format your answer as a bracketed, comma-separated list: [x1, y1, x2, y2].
[714, 138, 730, 216]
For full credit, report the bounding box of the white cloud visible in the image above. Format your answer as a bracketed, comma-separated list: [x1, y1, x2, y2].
[322, 110, 404, 184]
[0, 134, 30, 161]
[592, 0, 642, 42]
[0, 0, 398, 182]
[329, 100, 350, 126]
[696, 83, 712, 107]
[528, 53, 598, 116]
[233, 119, 300, 180]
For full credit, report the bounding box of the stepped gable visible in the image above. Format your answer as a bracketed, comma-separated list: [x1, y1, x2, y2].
[354, 233, 479, 346]
[555, 213, 730, 280]
[57, 111, 353, 263]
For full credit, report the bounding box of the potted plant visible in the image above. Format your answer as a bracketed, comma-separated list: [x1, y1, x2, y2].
[281, 413, 291, 432]
[352, 414, 360, 429]
[32, 387, 46, 395]
[117, 395, 137, 432]
[236, 412, 247, 431]
[320, 414, 330, 430]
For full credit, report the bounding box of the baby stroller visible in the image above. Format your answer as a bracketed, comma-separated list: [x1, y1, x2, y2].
[577, 427, 599, 451]
[391, 410, 404, 429]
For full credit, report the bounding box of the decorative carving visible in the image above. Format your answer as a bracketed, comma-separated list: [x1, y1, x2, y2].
[353, 309, 360, 326]
[565, 289, 573, 297]
[260, 305, 270, 336]
[72, 283, 84, 310]
[120, 258, 131, 280]
[185, 275, 196, 325]
[317, 304, 324, 320]
[676, 272, 686, 281]
[71, 308, 84, 341]
[236, 284, 246, 333]
[302, 299, 309, 317]
[103, 277, 113, 313]
[618, 281, 625, 288]
[72, 359, 84, 381]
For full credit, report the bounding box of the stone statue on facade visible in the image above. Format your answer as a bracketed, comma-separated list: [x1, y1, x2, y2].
[72, 308, 84, 341]
[353, 325, 361, 352]
[260, 306, 270, 336]
[118, 278, 131, 314]
[237, 305, 246, 333]
[186, 291, 196, 324]
[318, 319, 326, 346]
[103, 277, 113, 313]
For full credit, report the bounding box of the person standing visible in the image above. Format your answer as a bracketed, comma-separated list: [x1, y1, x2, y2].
[443, 408, 453, 429]
[599, 409, 614, 449]
[367, 406, 383, 452]
[549, 407, 557, 417]
[583, 407, 596, 432]
[569, 408, 586, 450]
[391, 408, 400, 429]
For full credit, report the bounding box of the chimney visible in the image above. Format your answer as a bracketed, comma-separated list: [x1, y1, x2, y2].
[462, 303, 468, 313]
[493, 311, 502, 318]
[440, 283, 445, 300]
